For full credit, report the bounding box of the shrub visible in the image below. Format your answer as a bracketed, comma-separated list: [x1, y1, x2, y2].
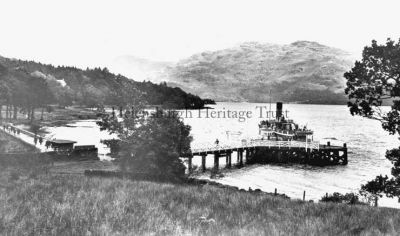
[320, 192, 366, 205]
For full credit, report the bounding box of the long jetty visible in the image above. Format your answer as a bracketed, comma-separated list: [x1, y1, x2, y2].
[187, 139, 347, 173]
[1, 122, 98, 157]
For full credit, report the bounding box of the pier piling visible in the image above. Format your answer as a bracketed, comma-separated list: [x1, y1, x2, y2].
[226, 151, 232, 168]
[188, 156, 192, 173]
[239, 150, 243, 167]
[201, 155, 206, 172]
[214, 152, 220, 172]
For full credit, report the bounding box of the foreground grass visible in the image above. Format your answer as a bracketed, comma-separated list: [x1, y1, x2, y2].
[1, 161, 400, 236]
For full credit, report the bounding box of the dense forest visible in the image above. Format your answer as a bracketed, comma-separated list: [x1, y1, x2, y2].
[0, 56, 212, 122]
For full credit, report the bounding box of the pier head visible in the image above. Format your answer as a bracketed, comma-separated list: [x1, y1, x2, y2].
[187, 140, 348, 173]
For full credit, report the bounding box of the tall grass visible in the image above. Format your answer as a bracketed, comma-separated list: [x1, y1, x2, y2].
[0, 156, 400, 235]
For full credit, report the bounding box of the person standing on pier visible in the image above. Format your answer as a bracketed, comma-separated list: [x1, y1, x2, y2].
[215, 139, 219, 146]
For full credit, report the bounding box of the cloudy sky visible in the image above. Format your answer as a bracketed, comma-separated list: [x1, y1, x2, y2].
[1, 0, 400, 68]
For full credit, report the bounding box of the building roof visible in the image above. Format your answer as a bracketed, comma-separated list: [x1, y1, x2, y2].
[49, 139, 77, 144]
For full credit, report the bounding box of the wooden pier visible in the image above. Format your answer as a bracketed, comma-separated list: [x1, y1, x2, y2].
[1, 122, 98, 158]
[187, 140, 347, 173]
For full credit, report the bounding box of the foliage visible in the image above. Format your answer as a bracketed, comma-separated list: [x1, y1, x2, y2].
[0, 66, 54, 122]
[98, 105, 192, 181]
[344, 38, 400, 201]
[320, 192, 366, 205]
[361, 174, 399, 199]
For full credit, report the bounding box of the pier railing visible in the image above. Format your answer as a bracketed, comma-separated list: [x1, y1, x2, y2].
[191, 139, 320, 154]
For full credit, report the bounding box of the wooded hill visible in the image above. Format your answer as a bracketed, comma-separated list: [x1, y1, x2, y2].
[0, 55, 211, 121]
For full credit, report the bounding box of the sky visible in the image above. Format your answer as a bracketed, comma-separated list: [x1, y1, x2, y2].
[1, 0, 400, 69]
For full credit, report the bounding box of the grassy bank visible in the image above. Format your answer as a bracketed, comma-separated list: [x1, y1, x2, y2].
[0, 129, 37, 153]
[0, 156, 399, 235]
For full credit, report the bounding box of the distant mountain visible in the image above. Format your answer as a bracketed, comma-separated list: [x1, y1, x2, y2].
[163, 41, 355, 104]
[115, 41, 355, 104]
[109, 55, 174, 84]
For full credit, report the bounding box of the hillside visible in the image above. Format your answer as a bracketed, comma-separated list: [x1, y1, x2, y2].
[0, 55, 209, 109]
[151, 41, 353, 104]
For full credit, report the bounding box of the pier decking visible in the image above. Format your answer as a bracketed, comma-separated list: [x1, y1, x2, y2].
[187, 140, 347, 173]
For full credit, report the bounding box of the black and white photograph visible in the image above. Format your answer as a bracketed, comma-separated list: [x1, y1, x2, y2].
[1, 0, 400, 235]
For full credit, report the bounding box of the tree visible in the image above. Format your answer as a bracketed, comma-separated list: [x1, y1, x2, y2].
[25, 76, 54, 122]
[0, 80, 11, 120]
[87, 84, 106, 107]
[344, 38, 400, 201]
[97, 92, 192, 181]
[0, 64, 11, 120]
